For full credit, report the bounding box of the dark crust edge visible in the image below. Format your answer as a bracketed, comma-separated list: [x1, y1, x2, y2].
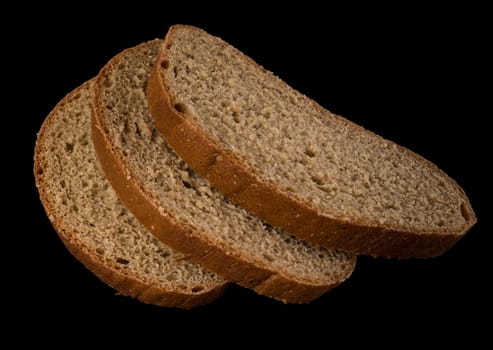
[92, 40, 356, 303]
[147, 25, 477, 259]
[34, 80, 227, 309]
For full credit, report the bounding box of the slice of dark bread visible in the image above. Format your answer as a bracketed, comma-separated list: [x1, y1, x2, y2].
[34, 80, 228, 308]
[147, 25, 476, 258]
[92, 40, 356, 303]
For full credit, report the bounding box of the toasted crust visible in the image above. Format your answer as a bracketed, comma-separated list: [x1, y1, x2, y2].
[147, 25, 476, 259]
[34, 81, 227, 309]
[92, 42, 355, 303]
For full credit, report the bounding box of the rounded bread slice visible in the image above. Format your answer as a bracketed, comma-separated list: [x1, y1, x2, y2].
[34, 80, 227, 309]
[147, 25, 476, 258]
[92, 40, 356, 303]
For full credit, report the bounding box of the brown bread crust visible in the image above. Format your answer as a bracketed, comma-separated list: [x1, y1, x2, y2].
[147, 25, 476, 259]
[34, 82, 227, 309]
[92, 42, 355, 303]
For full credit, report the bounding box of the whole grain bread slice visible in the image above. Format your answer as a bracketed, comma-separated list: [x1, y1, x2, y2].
[92, 40, 355, 303]
[147, 25, 476, 258]
[34, 80, 228, 308]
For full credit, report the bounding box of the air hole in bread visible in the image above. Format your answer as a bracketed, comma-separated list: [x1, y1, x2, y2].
[191, 286, 204, 293]
[60, 180, 66, 188]
[182, 180, 192, 189]
[174, 102, 187, 114]
[65, 142, 74, 153]
[116, 257, 130, 265]
[134, 122, 141, 138]
[161, 60, 169, 69]
[310, 175, 324, 186]
[232, 111, 240, 123]
[304, 148, 316, 158]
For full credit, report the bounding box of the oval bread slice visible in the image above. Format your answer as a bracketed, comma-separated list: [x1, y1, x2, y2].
[34, 80, 227, 308]
[92, 40, 356, 303]
[148, 25, 476, 258]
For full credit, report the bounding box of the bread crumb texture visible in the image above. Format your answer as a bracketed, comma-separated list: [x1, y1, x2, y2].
[162, 28, 475, 234]
[35, 82, 225, 298]
[97, 41, 354, 287]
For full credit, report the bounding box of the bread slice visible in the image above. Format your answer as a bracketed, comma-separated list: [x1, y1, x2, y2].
[34, 80, 228, 309]
[147, 25, 476, 258]
[92, 40, 355, 303]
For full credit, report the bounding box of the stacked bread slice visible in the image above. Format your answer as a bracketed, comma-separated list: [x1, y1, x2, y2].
[34, 25, 475, 308]
[34, 40, 355, 307]
[148, 25, 477, 259]
[34, 80, 228, 308]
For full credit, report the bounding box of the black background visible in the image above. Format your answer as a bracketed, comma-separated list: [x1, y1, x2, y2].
[10, 3, 489, 344]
